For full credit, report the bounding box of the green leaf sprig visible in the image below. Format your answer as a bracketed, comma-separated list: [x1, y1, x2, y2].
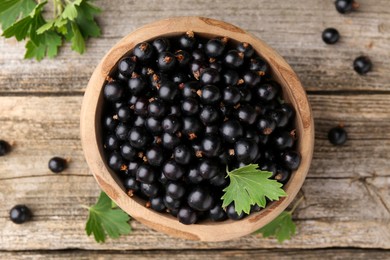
[84, 191, 132, 243]
[255, 196, 304, 243]
[221, 164, 287, 215]
[0, 0, 101, 61]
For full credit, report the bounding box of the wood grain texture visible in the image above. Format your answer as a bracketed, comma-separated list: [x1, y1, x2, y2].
[0, 0, 389, 93]
[1, 249, 390, 260]
[0, 95, 389, 249]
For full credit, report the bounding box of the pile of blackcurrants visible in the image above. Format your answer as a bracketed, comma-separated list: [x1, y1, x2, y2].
[101, 32, 301, 224]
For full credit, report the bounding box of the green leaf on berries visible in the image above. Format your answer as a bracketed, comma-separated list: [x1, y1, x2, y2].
[255, 211, 296, 243]
[0, 0, 36, 29]
[85, 191, 132, 243]
[221, 164, 286, 215]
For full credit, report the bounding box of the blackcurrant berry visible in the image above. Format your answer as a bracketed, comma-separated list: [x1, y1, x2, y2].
[187, 186, 214, 211]
[237, 42, 254, 58]
[256, 117, 276, 135]
[163, 194, 181, 210]
[145, 145, 164, 166]
[236, 104, 257, 125]
[249, 57, 269, 75]
[198, 158, 219, 179]
[161, 132, 181, 150]
[114, 123, 130, 140]
[226, 203, 246, 220]
[254, 83, 279, 101]
[128, 127, 152, 149]
[141, 182, 160, 197]
[127, 160, 141, 176]
[152, 38, 170, 53]
[162, 115, 182, 134]
[128, 73, 146, 96]
[179, 31, 197, 50]
[134, 97, 149, 116]
[163, 160, 185, 180]
[175, 50, 191, 67]
[103, 82, 124, 102]
[103, 115, 118, 131]
[0, 140, 10, 156]
[209, 204, 227, 221]
[48, 157, 67, 173]
[282, 150, 302, 170]
[187, 165, 203, 184]
[136, 164, 156, 184]
[117, 106, 132, 122]
[145, 117, 162, 135]
[200, 68, 220, 85]
[335, 0, 357, 14]
[201, 134, 222, 157]
[223, 70, 239, 86]
[328, 126, 347, 145]
[159, 81, 178, 102]
[224, 50, 244, 68]
[133, 116, 146, 127]
[272, 130, 294, 150]
[243, 71, 261, 86]
[199, 106, 222, 126]
[178, 206, 197, 224]
[209, 171, 228, 187]
[266, 109, 288, 127]
[234, 138, 259, 164]
[172, 72, 190, 84]
[192, 49, 206, 61]
[182, 117, 203, 137]
[353, 56, 372, 75]
[133, 42, 154, 62]
[150, 196, 166, 212]
[223, 86, 241, 105]
[220, 120, 244, 143]
[174, 144, 194, 165]
[181, 97, 200, 116]
[148, 99, 167, 118]
[205, 38, 226, 58]
[157, 52, 177, 71]
[9, 205, 32, 224]
[117, 57, 136, 78]
[199, 85, 221, 104]
[166, 181, 186, 199]
[322, 28, 340, 44]
[104, 134, 119, 150]
[181, 81, 200, 98]
[124, 176, 140, 191]
[107, 152, 123, 171]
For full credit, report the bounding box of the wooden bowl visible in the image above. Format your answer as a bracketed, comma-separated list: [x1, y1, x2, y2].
[80, 16, 314, 242]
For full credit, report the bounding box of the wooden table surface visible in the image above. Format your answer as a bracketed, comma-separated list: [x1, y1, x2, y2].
[1, 0, 390, 259]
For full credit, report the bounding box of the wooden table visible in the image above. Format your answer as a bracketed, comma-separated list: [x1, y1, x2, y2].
[1, 0, 389, 258]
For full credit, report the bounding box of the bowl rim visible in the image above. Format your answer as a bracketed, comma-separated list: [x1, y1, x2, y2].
[80, 16, 314, 242]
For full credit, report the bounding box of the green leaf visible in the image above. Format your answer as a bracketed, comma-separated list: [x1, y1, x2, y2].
[85, 192, 132, 243]
[61, 0, 83, 21]
[70, 22, 85, 54]
[24, 39, 46, 61]
[221, 164, 287, 215]
[75, 2, 101, 38]
[24, 31, 62, 60]
[36, 20, 55, 34]
[0, 0, 35, 29]
[255, 211, 296, 243]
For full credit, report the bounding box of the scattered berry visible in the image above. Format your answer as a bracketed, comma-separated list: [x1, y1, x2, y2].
[0, 140, 11, 156]
[353, 56, 372, 75]
[48, 157, 67, 173]
[328, 126, 348, 145]
[322, 28, 340, 44]
[9, 205, 32, 224]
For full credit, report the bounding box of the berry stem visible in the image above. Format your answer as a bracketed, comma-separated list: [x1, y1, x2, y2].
[287, 195, 304, 215]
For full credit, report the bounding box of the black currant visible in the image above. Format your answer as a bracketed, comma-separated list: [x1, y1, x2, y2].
[335, 0, 357, 14]
[178, 206, 197, 225]
[141, 182, 160, 197]
[145, 145, 164, 166]
[9, 205, 32, 224]
[148, 99, 167, 118]
[272, 130, 294, 150]
[199, 105, 222, 126]
[181, 97, 200, 116]
[226, 203, 246, 220]
[158, 81, 178, 102]
[256, 117, 276, 135]
[249, 57, 269, 75]
[128, 126, 152, 149]
[181, 81, 200, 98]
[182, 117, 203, 137]
[328, 126, 347, 145]
[236, 104, 257, 125]
[107, 152, 123, 171]
[117, 105, 132, 122]
[128, 73, 146, 96]
[254, 83, 279, 102]
[199, 85, 221, 105]
[187, 186, 214, 211]
[353, 56, 372, 75]
[174, 144, 194, 165]
[48, 157, 67, 173]
[224, 50, 244, 68]
[103, 82, 124, 102]
[243, 71, 261, 86]
[117, 57, 136, 78]
[145, 117, 162, 135]
[157, 52, 177, 71]
[161, 132, 181, 150]
[237, 42, 254, 58]
[163, 194, 181, 210]
[152, 37, 170, 53]
[124, 176, 140, 191]
[220, 120, 244, 143]
[133, 42, 154, 62]
[322, 28, 340, 44]
[201, 134, 222, 157]
[175, 50, 191, 67]
[198, 158, 219, 179]
[209, 171, 228, 187]
[163, 160, 185, 180]
[162, 115, 182, 134]
[209, 204, 227, 221]
[223, 70, 239, 86]
[234, 138, 259, 164]
[179, 31, 197, 50]
[134, 97, 149, 116]
[104, 134, 119, 150]
[150, 196, 166, 212]
[266, 109, 288, 128]
[0, 140, 10, 156]
[103, 115, 118, 131]
[200, 68, 220, 85]
[205, 38, 226, 58]
[281, 150, 302, 170]
[223, 86, 241, 105]
[166, 181, 186, 199]
[136, 164, 156, 184]
[187, 165, 203, 184]
[133, 115, 146, 127]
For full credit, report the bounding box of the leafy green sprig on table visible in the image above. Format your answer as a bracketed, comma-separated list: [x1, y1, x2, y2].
[0, 0, 101, 61]
[84, 164, 299, 243]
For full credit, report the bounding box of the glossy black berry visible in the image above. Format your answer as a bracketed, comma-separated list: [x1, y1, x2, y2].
[104, 135, 119, 151]
[136, 164, 156, 184]
[152, 38, 170, 53]
[9, 205, 32, 224]
[166, 181, 186, 199]
[133, 116, 146, 127]
[124, 176, 140, 191]
[163, 160, 185, 180]
[223, 86, 241, 105]
[0, 140, 11, 156]
[266, 109, 288, 128]
[236, 104, 257, 125]
[128, 126, 152, 149]
[161, 132, 181, 150]
[182, 117, 203, 137]
[141, 182, 160, 197]
[200, 68, 220, 85]
[328, 126, 348, 145]
[209, 171, 228, 187]
[145, 117, 162, 135]
[148, 99, 167, 118]
[145, 145, 164, 166]
[117, 106, 132, 122]
[240, 87, 253, 102]
[133, 42, 154, 62]
[205, 38, 226, 58]
[256, 117, 276, 135]
[134, 97, 149, 116]
[174, 144, 193, 165]
[162, 115, 182, 134]
[178, 206, 197, 224]
[103, 82, 124, 102]
[199, 106, 221, 126]
[243, 71, 261, 86]
[114, 123, 129, 140]
[335, 0, 356, 14]
[209, 204, 227, 221]
[234, 138, 259, 164]
[179, 31, 197, 50]
[281, 150, 301, 171]
[187, 165, 203, 184]
[322, 28, 340, 44]
[181, 81, 200, 98]
[150, 196, 166, 212]
[220, 120, 244, 143]
[199, 85, 221, 105]
[198, 158, 219, 179]
[128, 73, 146, 96]
[237, 42, 254, 58]
[175, 50, 191, 67]
[127, 160, 141, 176]
[172, 72, 190, 84]
[157, 52, 177, 71]
[181, 97, 200, 116]
[187, 186, 214, 211]
[223, 70, 239, 86]
[226, 203, 246, 220]
[159, 81, 178, 102]
[353, 56, 372, 75]
[107, 152, 123, 171]
[272, 131, 294, 150]
[48, 157, 67, 173]
[224, 50, 244, 68]
[201, 134, 222, 157]
[163, 194, 181, 210]
[280, 103, 295, 121]
[255, 83, 279, 102]
[249, 57, 269, 74]
[103, 115, 118, 131]
[117, 57, 136, 78]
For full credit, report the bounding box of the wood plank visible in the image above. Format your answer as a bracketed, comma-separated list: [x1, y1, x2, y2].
[0, 95, 389, 180]
[0, 175, 389, 250]
[1, 249, 390, 260]
[0, 0, 389, 93]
